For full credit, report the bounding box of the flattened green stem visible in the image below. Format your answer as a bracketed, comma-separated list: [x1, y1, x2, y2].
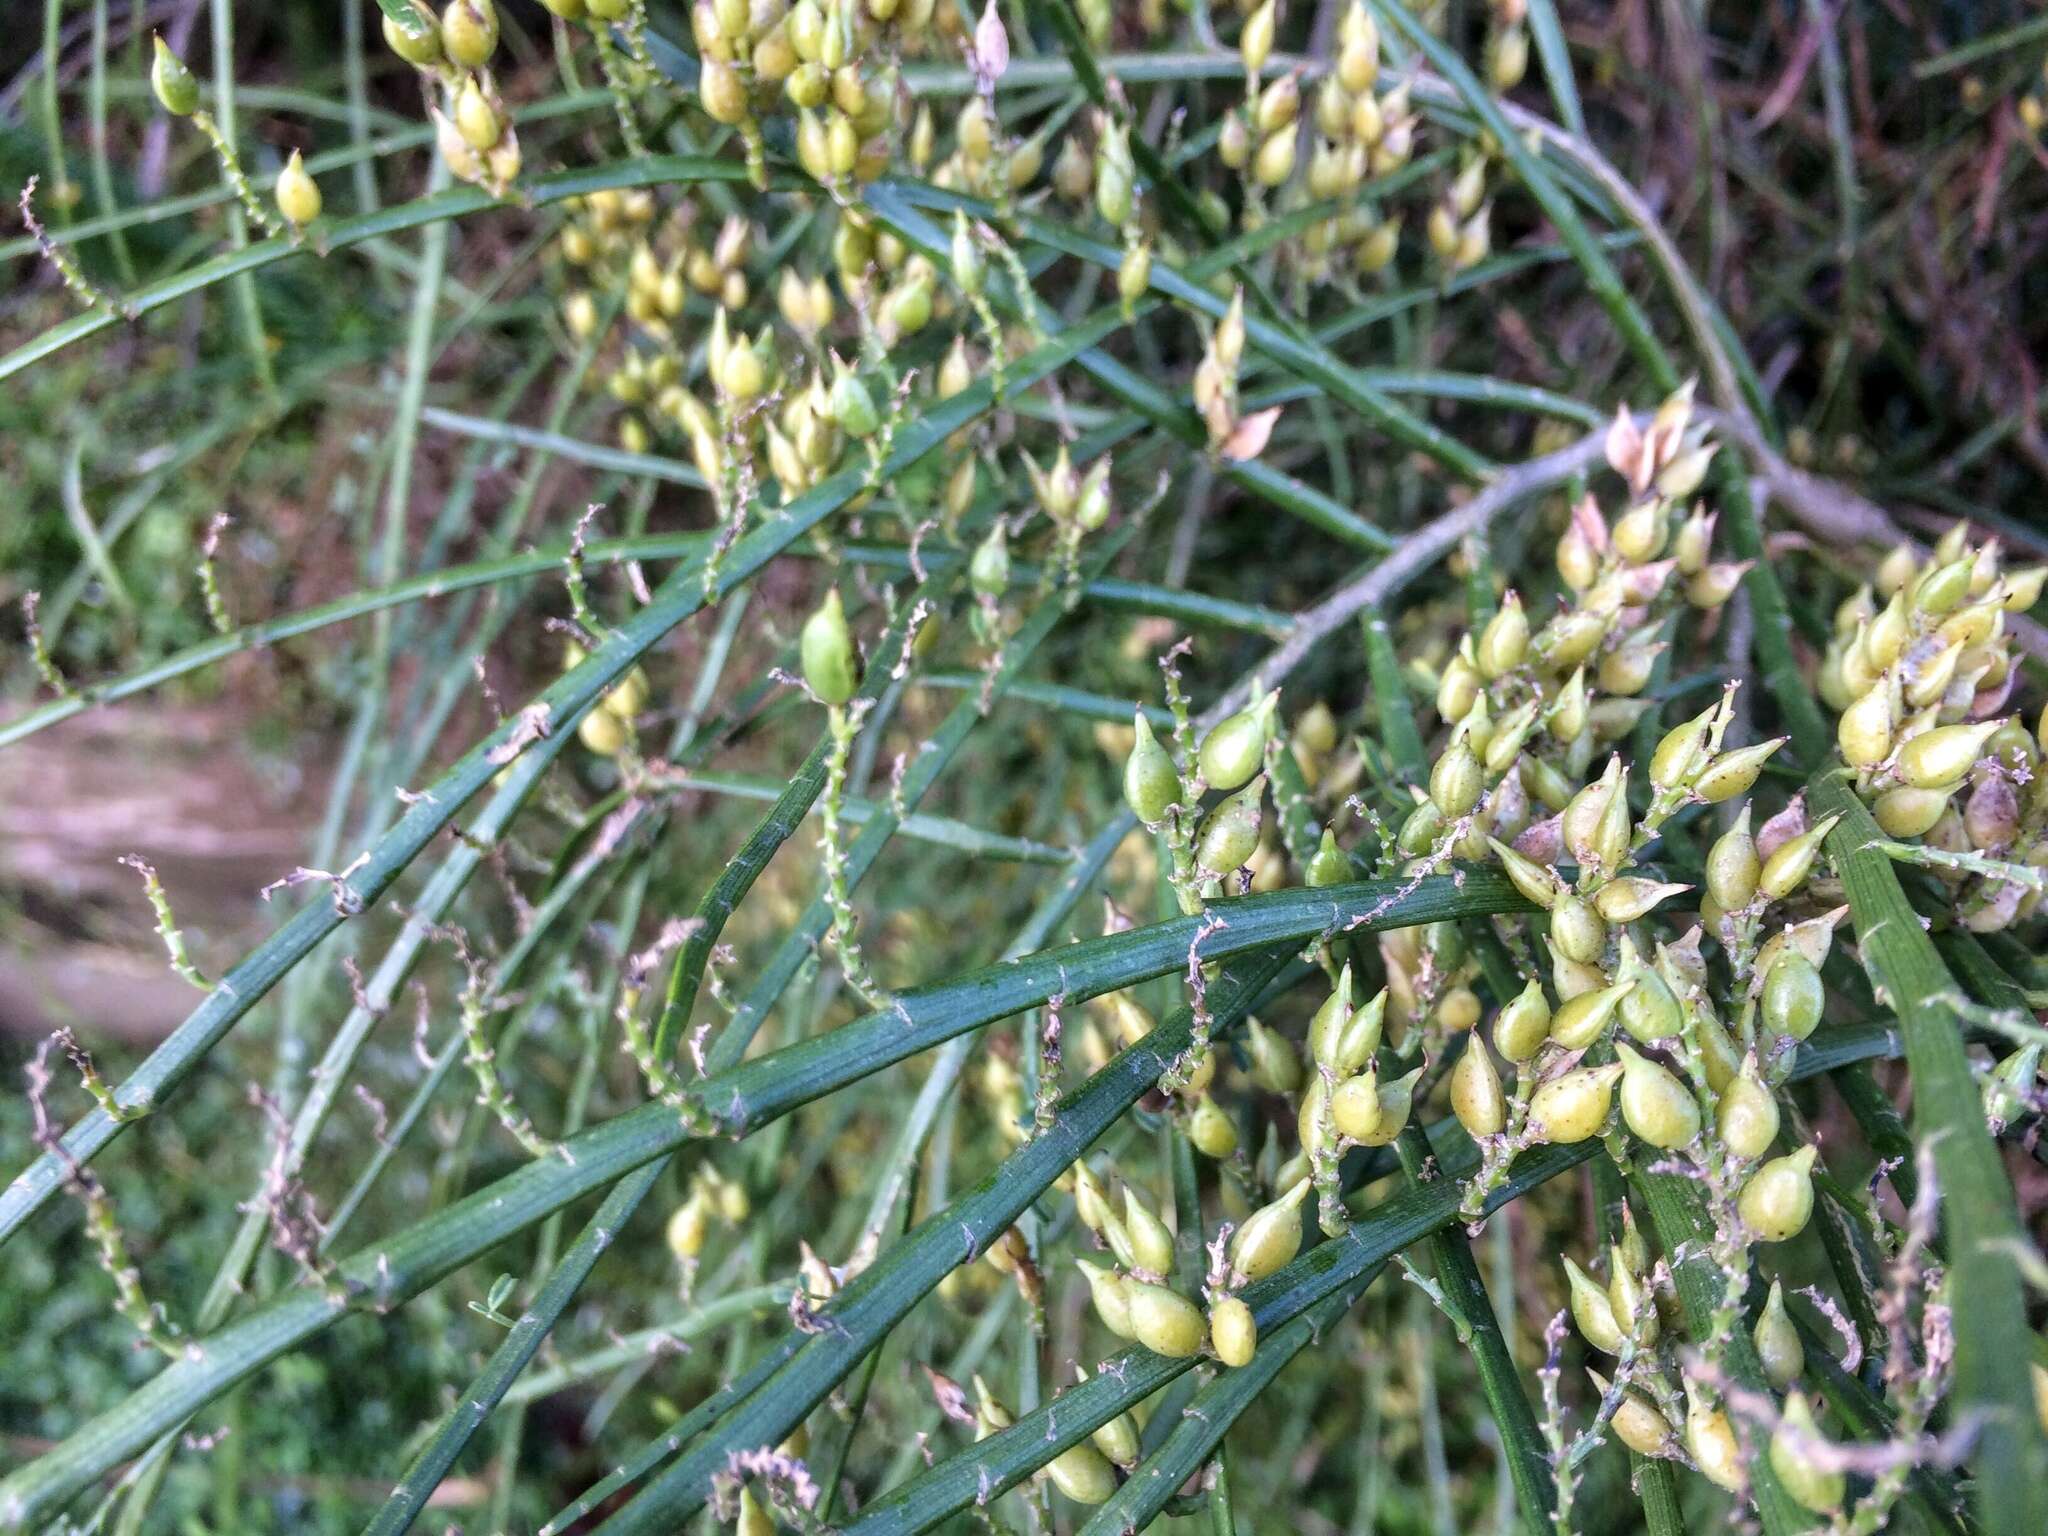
[1808, 768, 2048, 1536]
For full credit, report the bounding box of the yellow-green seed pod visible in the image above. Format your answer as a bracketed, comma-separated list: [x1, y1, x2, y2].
[1550, 980, 1632, 1051]
[606, 666, 651, 721]
[1913, 555, 1975, 616]
[1754, 1279, 1804, 1390]
[1430, 738, 1483, 817]
[1617, 962, 1681, 1042]
[827, 358, 880, 437]
[1873, 783, 1952, 839]
[1329, 1068, 1382, 1142]
[666, 1192, 711, 1259]
[1196, 775, 1265, 875]
[1229, 1177, 1310, 1281]
[1436, 651, 1481, 721]
[701, 57, 750, 125]
[1762, 952, 1825, 1041]
[1126, 1280, 1206, 1357]
[1837, 675, 1896, 768]
[1716, 1062, 1779, 1160]
[1199, 690, 1278, 791]
[1758, 815, 1842, 901]
[1550, 894, 1607, 966]
[1245, 1018, 1302, 1093]
[1306, 964, 1353, 1067]
[1616, 1042, 1700, 1149]
[1488, 837, 1563, 910]
[1590, 1370, 1674, 1457]
[1123, 712, 1177, 822]
[1898, 719, 2003, 790]
[736, 1486, 774, 1536]
[973, 1372, 1014, 1438]
[1348, 1066, 1420, 1147]
[1451, 1037, 1506, 1137]
[1305, 827, 1350, 888]
[1738, 1146, 1817, 1241]
[1188, 1095, 1238, 1158]
[1072, 1160, 1114, 1235]
[1493, 978, 1553, 1062]
[1073, 1365, 1141, 1466]
[1122, 1187, 1176, 1276]
[1646, 704, 1712, 786]
[1117, 239, 1152, 307]
[579, 702, 628, 756]
[151, 36, 201, 115]
[800, 589, 859, 705]
[1076, 1258, 1135, 1338]
[454, 73, 502, 150]
[1527, 1063, 1621, 1144]
[1563, 1257, 1625, 1354]
[1706, 809, 1761, 911]
[1042, 1440, 1118, 1504]
[1593, 878, 1691, 925]
[1769, 1394, 1846, 1513]
[1324, 991, 1387, 1077]
[1684, 1384, 1744, 1492]
[1605, 1243, 1658, 1346]
[1240, 0, 1276, 75]
[1562, 756, 1624, 870]
[1095, 120, 1135, 227]
[1477, 591, 1529, 677]
[275, 151, 322, 226]
[441, 0, 498, 68]
[1695, 737, 1786, 803]
[1210, 1293, 1257, 1366]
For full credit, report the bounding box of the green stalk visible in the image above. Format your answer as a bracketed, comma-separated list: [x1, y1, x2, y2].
[1808, 769, 2048, 1536]
[208, 0, 274, 396]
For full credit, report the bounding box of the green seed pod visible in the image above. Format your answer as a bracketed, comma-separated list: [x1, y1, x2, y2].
[1692, 1004, 1742, 1094]
[1694, 737, 1787, 803]
[1493, 978, 1553, 1062]
[1562, 756, 1624, 870]
[1550, 894, 1607, 965]
[1898, 719, 2003, 791]
[1618, 962, 1681, 1042]
[1837, 675, 1896, 768]
[1305, 827, 1349, 888]
[1527, 1062, 1622, 1144]
[1757, 814, 1842, 901]
[1116, 238, 1152, 307]
[1488, 836, 1563, 910]
[1563, 1256, 1625, 1354]
[1076, 1258, 1135, 1338]
[1520, 753, 1575, 813]
[1195, 775, 1266, 875]
[1593, 878, 1691, 924]
[1549, 666, 1591, 744]
[826, 358, 881, 437]
[454, 74, 502, 150]
[1305, 964, 1354, 1068]
[1450, 1036, 1506, 1136]
[1188, 1095, 1238, 1159]
[1684, 1384, 1744, 1492]
[1228, 1177, 1309, 1281]
[1482, 698, 1541, 778]
[1295, 1075, 1334, 1159]
[1769, 1394, 1846, 1513]
[441, 0, 498, 68]
[1706, 808, 1761, 911]
[1329, 1068, 1382, 1142]
[1914, 555, 1975, 616]
[1738, 1146, 1817, 1241]
[972, 1373, 1013, 1438]
[1347, 1066, 1421, 1146]
[275, 150, 322, 226]
[1590, 1370, 1674, 1457]
[1754, 1279, 1804, 1390]
[1429, 737, 1484, 818]
[1072, 1161, 1114, 1234]
[1873, 783, 1951, 838]
[1606, 1243, 1659, 1346]
[150, 36, 201, 115]
[737, 1487, 774, 1536]
[1762, 952, 1825, 1041]
[1123, 712, 1179, 823]
[1436, 651, 1481, 721]
[1244, 1018, 1302, 1094]
[1477, 591, 1529, 677]
[1095, 120, 1135, 227]
[1042, 1440, 1119, 1504]
[1616, 1042, 1701, 1149]
[1199, 690, 1278, 791]
[1324, 991, 1387, 1077]
[1121, 1187, 1175, 1275]
[1210, 1293, 1257, 1366]
[948, 208, 984, 296]
[1549, 979, 1633, 1050]
[800, 589, 860, 705]
[1126, 1280, 1206, 1357]
[1716, 1061, 1780, 1159]
[966, 516, 1014, 596]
